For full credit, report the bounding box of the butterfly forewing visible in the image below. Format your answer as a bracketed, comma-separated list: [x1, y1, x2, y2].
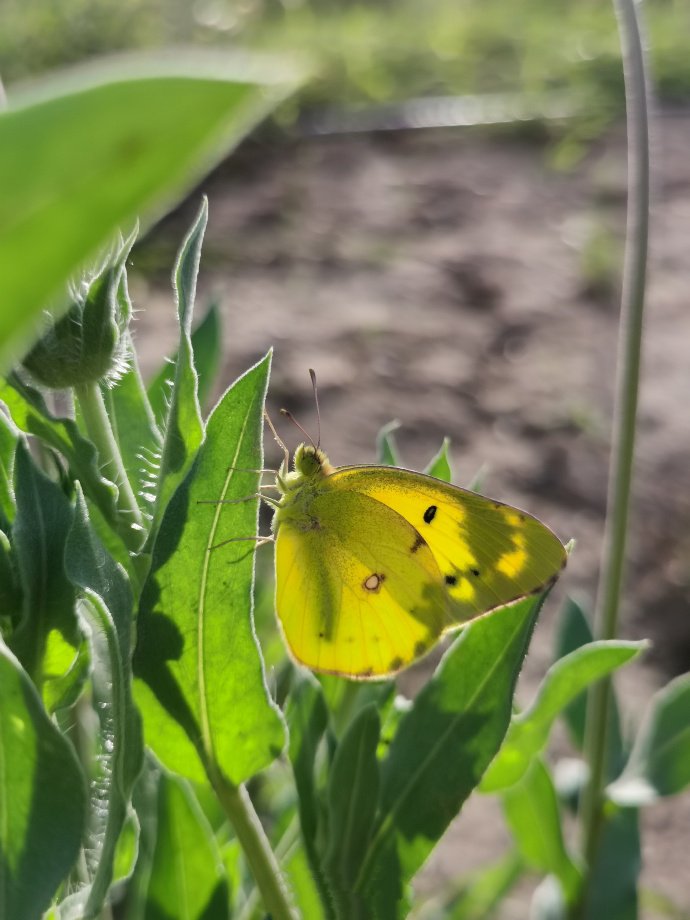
[325, 466, 566, 628]
[275, 490, 450, 678]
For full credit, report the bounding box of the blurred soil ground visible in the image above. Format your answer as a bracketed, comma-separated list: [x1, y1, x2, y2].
[131, 111, 690, 917]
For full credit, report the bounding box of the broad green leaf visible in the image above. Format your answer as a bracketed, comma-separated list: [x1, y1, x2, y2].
[581, 806, 639, 920]
[376, 420, 401, 466]
[144, 770, 228, 920]
[424, 437, 452, 482]
[62, 492, 143, 919]
[0, 410, 18, 525]
[8, 440, 77, 687]
[481, 639, 645, 792]
[608, 672, 690, 805]
[323, 704, 381, 916]
[134, 353, 285, 785]
[555, 597, 626, 778]
[502, 759, 581, 902]
[148, 301, 223, 422]
[0, 374, 121, 534]
[0, 645, 86, 920]
[431, 850, 523, 920]
[357, 592, 547, 919]
[149, 199, 206, 537]
[0, 51, 299, 372]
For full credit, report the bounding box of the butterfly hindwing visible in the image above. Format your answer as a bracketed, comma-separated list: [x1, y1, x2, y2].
[324, 466, 566, 628]
[275, 489, 450, 678]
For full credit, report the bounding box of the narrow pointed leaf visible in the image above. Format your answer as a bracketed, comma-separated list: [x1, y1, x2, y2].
[8, 440, 77, 687]
[323, 704, 380, 915]
[481, 640, 645, 792]
[0, 51, 300, 371]
[555, 597, 626, 778]
[287, 676, 332, 917]
[62, 492, 143, 919]
[608, 672, 690, 805]
[502, 759, 581, 902]
[104, 332, 161, 508]
[376, 421, 401, 466]
[357, 593, 547, 919]
[0, 645, 87, 920]
[148, 302, 223, 422]
[144, 771, 229, 920]
[150, 199, 206, 535]
[0, 411, 18, 525]
[424, 437, 452, 482]
[134, 354, 285, 784]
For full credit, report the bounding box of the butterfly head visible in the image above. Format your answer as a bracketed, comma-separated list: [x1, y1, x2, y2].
[293, 443, 334, 478]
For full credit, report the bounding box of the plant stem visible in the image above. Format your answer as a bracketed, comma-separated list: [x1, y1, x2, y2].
[580, 0, 650, 874]
[75, 379, 145, 551]
[209, 767, 297, 920]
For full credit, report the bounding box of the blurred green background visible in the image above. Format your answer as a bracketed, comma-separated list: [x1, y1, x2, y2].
[3, 0, 690, 120]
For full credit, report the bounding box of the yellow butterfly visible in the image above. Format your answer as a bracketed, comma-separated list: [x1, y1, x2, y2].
[269, 411, 566, 681]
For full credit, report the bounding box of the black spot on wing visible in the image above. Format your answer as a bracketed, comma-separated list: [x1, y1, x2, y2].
[470, 568, 481, 577]
[423, 505, 437, 524]
[445, 574, 457, 586]
[388, 655, 404, 672]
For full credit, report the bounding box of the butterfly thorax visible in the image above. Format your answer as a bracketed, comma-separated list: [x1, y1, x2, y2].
[272, 443, 336, 533]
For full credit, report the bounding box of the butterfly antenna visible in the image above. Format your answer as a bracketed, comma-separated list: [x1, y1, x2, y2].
[264, 410, 289, 469]
[279, 408, 317, 450]
[309, 368, 321, 449]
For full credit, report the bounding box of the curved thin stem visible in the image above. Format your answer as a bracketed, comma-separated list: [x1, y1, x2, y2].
[580, 0, 650, 876]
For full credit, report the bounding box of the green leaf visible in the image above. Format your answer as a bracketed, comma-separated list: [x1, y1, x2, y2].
[323, 704, 381, 917]
[0, 645, 87, 920]
[8, 440, 77, 688]
[608, 672, 690, 805]
[285, 844, 327, 920]
[502, 758, 581, 902]
[0, 374, 120, 534]
[287, 675, 332, 917]
[376, 420, 401, 466]
[149, 199, 207, 537]
[0, 410, 18, 525]
[148, 301, 223, 422]
[134, 353, 285, 785]
[0, 528, 21, 631]
[581, 806, 639, 920]
[288, 676, 329, 850]
[424, 437, 452, 482]
[555, 597, 626, 778]
[0, 51, 299, 372]
[143, 770, 229, 920]
[62, 491, 143, 919]
[103, 332, 161, 509]
[357, 592, 547, 919]
[41, 629, 90, 713]
[481, 639, 646, 792]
